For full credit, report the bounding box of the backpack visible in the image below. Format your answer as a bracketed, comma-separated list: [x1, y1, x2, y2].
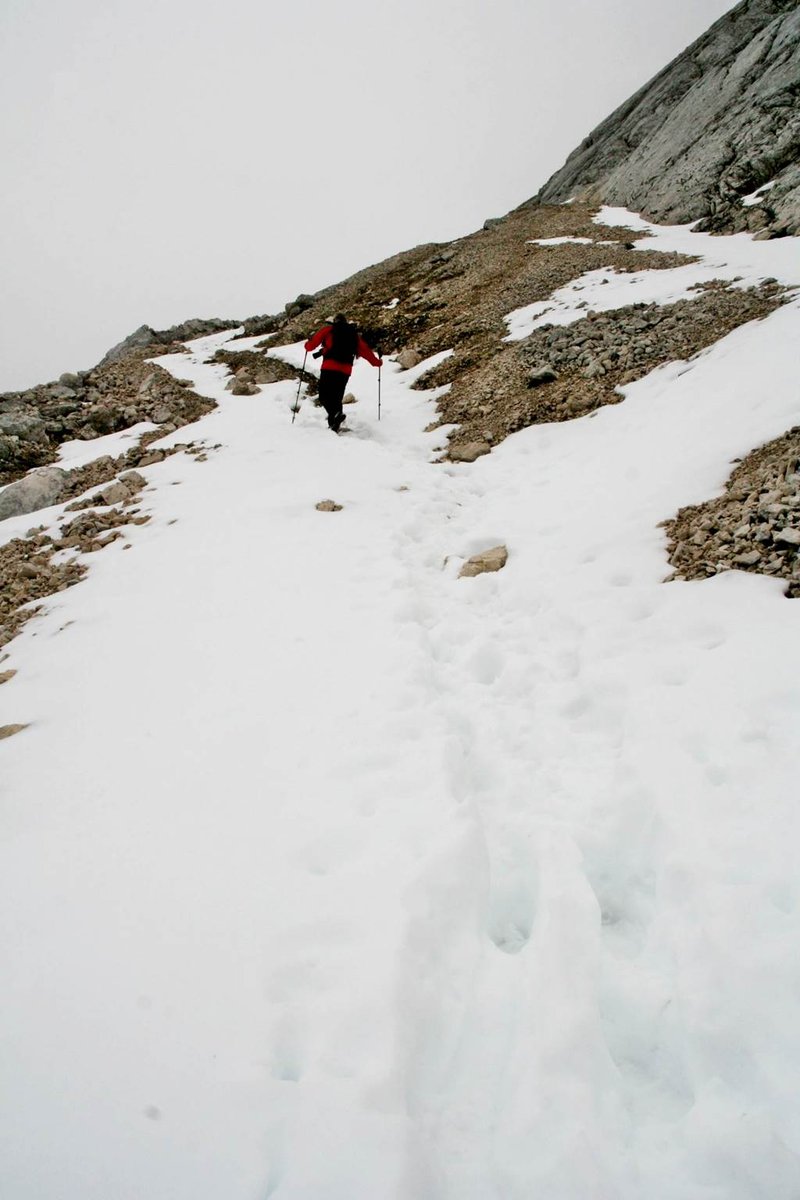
[327, 319, 358, 365]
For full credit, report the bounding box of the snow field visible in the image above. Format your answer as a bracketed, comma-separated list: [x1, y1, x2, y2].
[1, 213, 800, 1198]
[505, 206, 800, 340]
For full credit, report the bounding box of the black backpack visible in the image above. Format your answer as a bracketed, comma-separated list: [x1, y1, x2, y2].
[327, 319, 358, 365]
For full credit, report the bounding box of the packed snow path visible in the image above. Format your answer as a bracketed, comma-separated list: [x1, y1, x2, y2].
[2, 216, 800, 1198]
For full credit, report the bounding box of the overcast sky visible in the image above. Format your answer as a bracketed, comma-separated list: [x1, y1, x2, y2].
[0, 0, 733, 392]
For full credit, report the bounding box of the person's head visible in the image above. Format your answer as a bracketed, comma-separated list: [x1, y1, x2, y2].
[333, 313, 349, 326]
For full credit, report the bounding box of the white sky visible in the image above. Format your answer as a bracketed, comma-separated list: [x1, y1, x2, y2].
[0, 0, 733, 392]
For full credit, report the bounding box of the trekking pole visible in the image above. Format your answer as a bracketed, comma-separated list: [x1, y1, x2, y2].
[292, 351, 308, 424]
[377, 361, 382, 421]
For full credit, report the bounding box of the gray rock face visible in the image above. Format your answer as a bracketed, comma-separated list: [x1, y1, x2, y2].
[0, 467, 68, 521]
[536, 0, 800, 235]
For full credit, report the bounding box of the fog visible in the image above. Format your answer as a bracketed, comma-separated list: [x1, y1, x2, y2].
[0, 0, 734, 391]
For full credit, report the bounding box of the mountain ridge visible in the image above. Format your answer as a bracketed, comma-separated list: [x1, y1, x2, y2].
[535, 0, 800, 235]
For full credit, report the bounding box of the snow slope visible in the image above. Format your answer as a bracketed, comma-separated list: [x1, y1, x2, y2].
[2, 215, 800, 1199]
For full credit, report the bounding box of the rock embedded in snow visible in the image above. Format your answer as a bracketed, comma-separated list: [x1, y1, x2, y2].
[0, 723, 27, 740]
[459, 545, 509, 578]
[98, 481, 130, 506]
[119, 470, 147, 489]
[0, 466, 68, 521]
[397, 349, 422, 370]
[0, 669, 17, 685]
[315, 500, 343, 512]
[449, 441, 491, 463]
[343, 393, 357, 405]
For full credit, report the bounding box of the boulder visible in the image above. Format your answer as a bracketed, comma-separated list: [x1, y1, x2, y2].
[98, 482, 130, 506]
[0, 466, 68, 522]
[119, 470, 147, 489]
[0, 412, 47, 442]
[459, 545, 509, 578]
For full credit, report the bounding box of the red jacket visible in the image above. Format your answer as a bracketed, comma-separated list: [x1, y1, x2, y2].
[304, 325, 382, 377]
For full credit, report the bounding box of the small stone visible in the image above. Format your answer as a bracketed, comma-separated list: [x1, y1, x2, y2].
[137, 451, 165, 466]
[152, 406, 172, 423]
[734, 550, 762, 566]
[527, 365, 558, 388]
[775, 527, 800, 547]
[459, 545, 509, 578]
[564, 394, 592, 416]
[343, 393, 358, 405]
[0, 724, 28, 740]
[316, 499, 343, 512]
[0, 669, 17, 685]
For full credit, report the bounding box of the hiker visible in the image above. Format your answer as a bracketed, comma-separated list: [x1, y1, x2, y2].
[304, 314, 382, 431]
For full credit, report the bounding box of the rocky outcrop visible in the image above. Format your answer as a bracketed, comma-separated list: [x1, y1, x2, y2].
[101, 317, 238, 365]
[665, 426, 800, 596]
[0, 355, 214, 486]
[536, 0, 800, 236]
[431, 279, 784, 453]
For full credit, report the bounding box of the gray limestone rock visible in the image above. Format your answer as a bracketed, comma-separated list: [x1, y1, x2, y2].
[536, 0, 800, 236]
[0, 466, 68, 521]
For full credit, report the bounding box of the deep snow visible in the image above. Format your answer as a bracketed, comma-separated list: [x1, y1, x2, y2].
[2, 213, 800, 1199]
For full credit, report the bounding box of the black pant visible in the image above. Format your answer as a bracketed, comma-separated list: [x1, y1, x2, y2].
[318, 369, 348, 428]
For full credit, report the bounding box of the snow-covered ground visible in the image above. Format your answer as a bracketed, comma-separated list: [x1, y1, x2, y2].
[2, 214, 800, 1199]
